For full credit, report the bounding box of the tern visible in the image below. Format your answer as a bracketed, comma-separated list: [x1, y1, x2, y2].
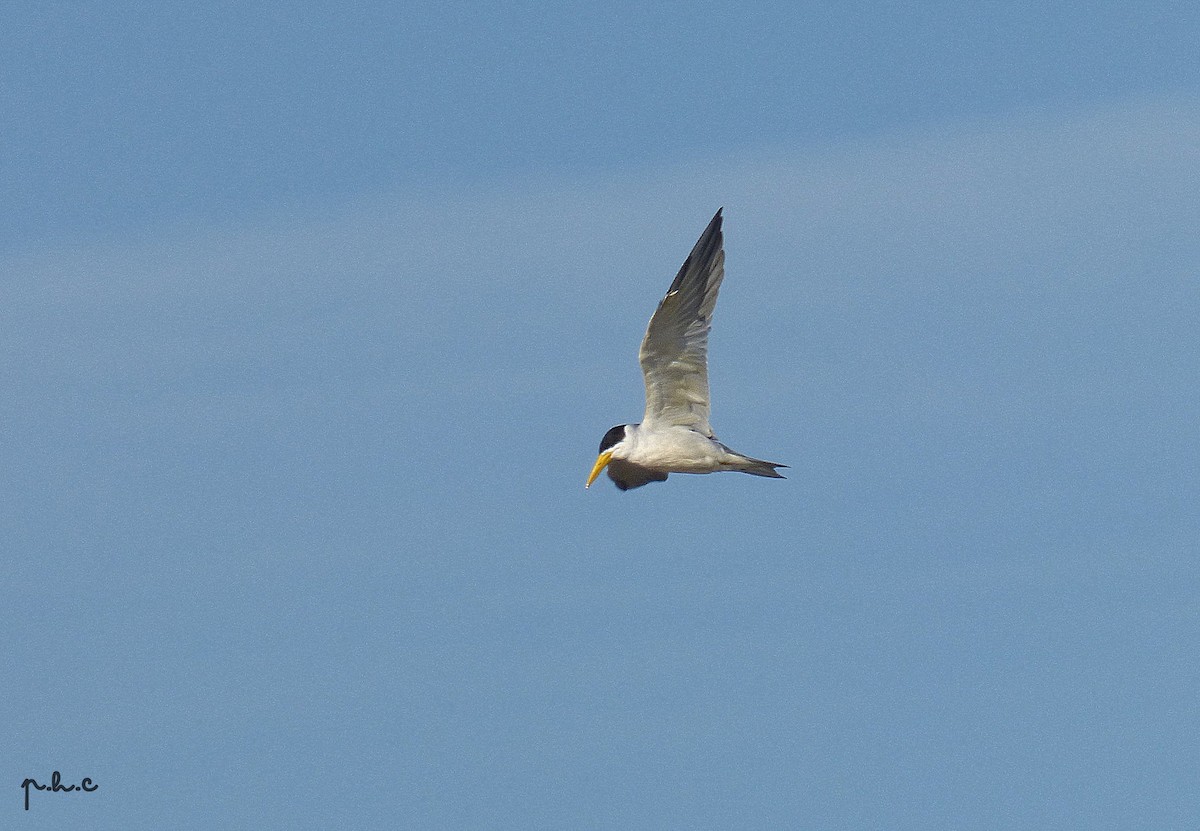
[586, 208, 786, 490]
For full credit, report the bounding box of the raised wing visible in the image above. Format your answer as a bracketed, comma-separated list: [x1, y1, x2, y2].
[638, 208, 725, 435]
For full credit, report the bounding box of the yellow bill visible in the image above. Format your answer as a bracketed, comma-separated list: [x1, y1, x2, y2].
[585, 450, 613, 488]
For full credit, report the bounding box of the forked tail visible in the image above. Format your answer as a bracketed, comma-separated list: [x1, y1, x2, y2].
[724, 452, 788, 479]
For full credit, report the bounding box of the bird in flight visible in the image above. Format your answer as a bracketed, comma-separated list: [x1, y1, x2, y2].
[586, 208, 786, 491]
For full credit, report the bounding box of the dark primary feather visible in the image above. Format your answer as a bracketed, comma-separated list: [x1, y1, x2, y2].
[662, 208, 724, 303]
[607, 459, 670, 490]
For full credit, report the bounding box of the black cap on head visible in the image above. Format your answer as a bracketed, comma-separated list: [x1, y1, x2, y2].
[598, 425, 627, 454]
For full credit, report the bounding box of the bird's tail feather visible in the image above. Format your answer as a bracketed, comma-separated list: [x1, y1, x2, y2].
[724, 453, 788, 479]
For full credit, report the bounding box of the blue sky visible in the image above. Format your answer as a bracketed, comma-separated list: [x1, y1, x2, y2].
[4, 3, 1200, 829]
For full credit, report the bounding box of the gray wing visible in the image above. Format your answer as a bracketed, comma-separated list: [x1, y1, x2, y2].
[638, 208, 725, 435]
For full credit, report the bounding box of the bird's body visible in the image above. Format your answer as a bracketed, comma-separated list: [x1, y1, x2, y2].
[587, 209, 786, 490]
